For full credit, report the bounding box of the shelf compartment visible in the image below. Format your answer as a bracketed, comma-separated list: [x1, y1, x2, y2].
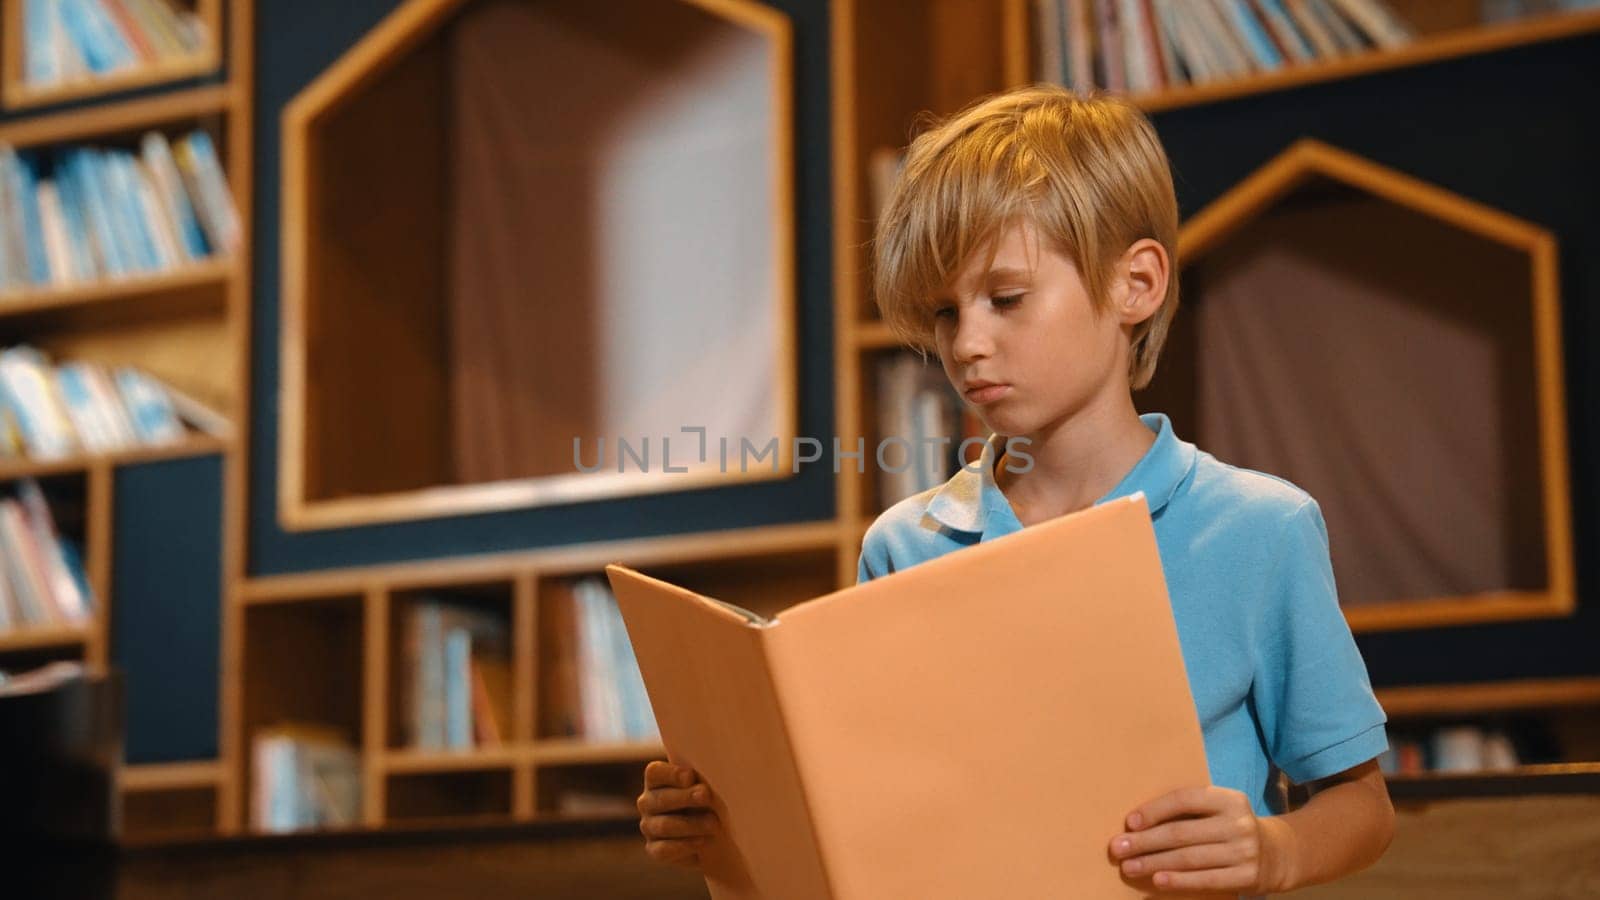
[240, 593, 366, 830]
[280, 0, 797, 530]
[534, 759, 643, 819]
[119, 784, 217, 840]
[386, 581, 515, 753]
[0, 0, 224, 112]
[386, 768, 514, 823]
[1146, 139, 1571, 632]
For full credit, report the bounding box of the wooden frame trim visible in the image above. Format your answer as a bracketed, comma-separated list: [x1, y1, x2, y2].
[240, 520, 842, 605]
[120, 759, 224, 793]
[0, 83, 230, 148]
[278, 0, 801, 532]
[1376, 677, 1600, 718]
[1179, 139, 1576, 633]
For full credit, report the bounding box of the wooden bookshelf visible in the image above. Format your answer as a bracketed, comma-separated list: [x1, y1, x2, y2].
[199, 0, 1599, 840]
[0, 0, 252, 843]
[0, 0, 223, 112]
[998, 0, 1600, 114]
[229, 519, 841, 831]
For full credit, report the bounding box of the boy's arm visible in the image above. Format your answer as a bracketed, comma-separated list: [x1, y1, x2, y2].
[1263, 758, 1395, 892]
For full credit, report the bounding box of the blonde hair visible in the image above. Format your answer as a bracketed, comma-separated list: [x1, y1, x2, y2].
[872, 84, 1180, 390]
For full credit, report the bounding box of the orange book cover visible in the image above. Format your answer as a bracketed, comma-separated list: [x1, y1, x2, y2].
[606, 493, 1223, 899]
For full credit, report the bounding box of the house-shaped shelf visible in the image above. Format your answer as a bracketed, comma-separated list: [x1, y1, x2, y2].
[280, 0, 796, 530]
[1142, 139, 1573, 632]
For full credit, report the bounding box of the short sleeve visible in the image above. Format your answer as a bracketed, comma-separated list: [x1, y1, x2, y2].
[1252, 498, 1389, 784]
[857, 525, 886, 584]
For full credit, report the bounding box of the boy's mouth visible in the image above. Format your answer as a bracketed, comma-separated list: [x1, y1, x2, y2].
[964, 382, 1011, 404]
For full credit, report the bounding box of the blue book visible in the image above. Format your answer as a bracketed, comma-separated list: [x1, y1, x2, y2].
[59, 0, 112, 73]
[141, 132, 209, 258]
[66, 150, 124, 276]
[107, 152, 159, 272]
[444, 626, 473, 749]
[66, 0, 134, 73]
[23, 0, 59, 85]
[416, 604, 445, 749]
[1223, 0, 1284, 70]
[13, 152, 54, 285]
[1257, 0, 1316, 59]
[51, 164, 97, 280]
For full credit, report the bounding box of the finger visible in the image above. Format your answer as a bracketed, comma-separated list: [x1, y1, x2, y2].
[1150, 864, 1254, 893]
[641, 811, 720, 841]
[1119, 841, 1246, 878]
[1128, 786, 1227, 829]
[644, 837, 704, 867]
[638, 784, 712, 815]
[1111, 816, 1231, 857]
[644, 760, 698, 789]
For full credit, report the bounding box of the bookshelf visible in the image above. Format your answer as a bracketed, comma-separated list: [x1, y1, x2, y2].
[1154, 137, 1573, 633]
[0, 0, 252, 841]
[1003, 0, 1600, 114]
[228, 521, 840, 830]
[0, 0, 224, 112]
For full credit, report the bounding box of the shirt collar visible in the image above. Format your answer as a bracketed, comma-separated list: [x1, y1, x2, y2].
[924, 412, 1196, 539]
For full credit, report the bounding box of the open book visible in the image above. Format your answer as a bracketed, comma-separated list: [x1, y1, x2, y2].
[605, 493, 1223, 899]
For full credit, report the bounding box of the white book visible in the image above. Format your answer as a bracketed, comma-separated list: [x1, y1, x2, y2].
[1326, 0, 1413, 48]
[132, 160, 182, 269]
[35, 182, 77, 286]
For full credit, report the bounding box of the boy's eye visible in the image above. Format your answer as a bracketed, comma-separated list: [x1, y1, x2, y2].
[992, 294, 1022, 308]
[933, 306, 956, 321]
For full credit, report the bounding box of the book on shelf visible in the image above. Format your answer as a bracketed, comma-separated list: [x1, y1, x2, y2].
[250, 723, 362, 833]
[605, 494, 1216, 899]
[19, 0, 211, 93]
[1032, 0, 1440, 93]
[0, 344, 213, 462]
[875, 351, 965, 511]
[400, 597, 511, 751]
[537, 575, 659, 745]
[0, 131, 238, 295]
[0, 476, 93, 634]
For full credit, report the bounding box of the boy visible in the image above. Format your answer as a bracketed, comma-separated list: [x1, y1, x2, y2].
[638, 85, 1394, 896]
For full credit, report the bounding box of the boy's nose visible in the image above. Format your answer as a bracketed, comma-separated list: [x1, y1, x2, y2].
[951, 316, 995, 363]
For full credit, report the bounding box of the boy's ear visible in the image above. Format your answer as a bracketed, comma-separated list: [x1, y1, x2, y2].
[1117, 239, 1169, 326]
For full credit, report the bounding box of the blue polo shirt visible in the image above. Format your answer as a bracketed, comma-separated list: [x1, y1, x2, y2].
[857, 412, 1389, 817]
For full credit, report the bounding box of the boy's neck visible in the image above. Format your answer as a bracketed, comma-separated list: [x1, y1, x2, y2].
[994, 395, 1156, 528]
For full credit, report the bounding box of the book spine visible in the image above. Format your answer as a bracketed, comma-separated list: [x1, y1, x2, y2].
[444, 625, 474, 749]
[24, 0, 61, 85]
[1222, 0, 1285, 69]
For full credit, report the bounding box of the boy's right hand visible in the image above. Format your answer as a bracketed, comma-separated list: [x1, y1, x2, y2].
[638, 760, 721, 869]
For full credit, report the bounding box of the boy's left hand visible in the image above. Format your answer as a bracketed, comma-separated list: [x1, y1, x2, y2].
[1108, 785, 1291, 894]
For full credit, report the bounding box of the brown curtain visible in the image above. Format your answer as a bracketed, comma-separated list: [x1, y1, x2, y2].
[1185, 189, 1546, 606]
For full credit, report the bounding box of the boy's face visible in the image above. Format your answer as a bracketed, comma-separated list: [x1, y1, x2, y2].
[932, 219, 1142, 439]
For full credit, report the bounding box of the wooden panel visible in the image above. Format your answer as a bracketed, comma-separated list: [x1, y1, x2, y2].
[300, 34, 450, 502]
[386, 770, 513, 822]
[120, 786, 218, 842]
[1294, 794, 1600, 898]
[110, 823, 710, 900]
